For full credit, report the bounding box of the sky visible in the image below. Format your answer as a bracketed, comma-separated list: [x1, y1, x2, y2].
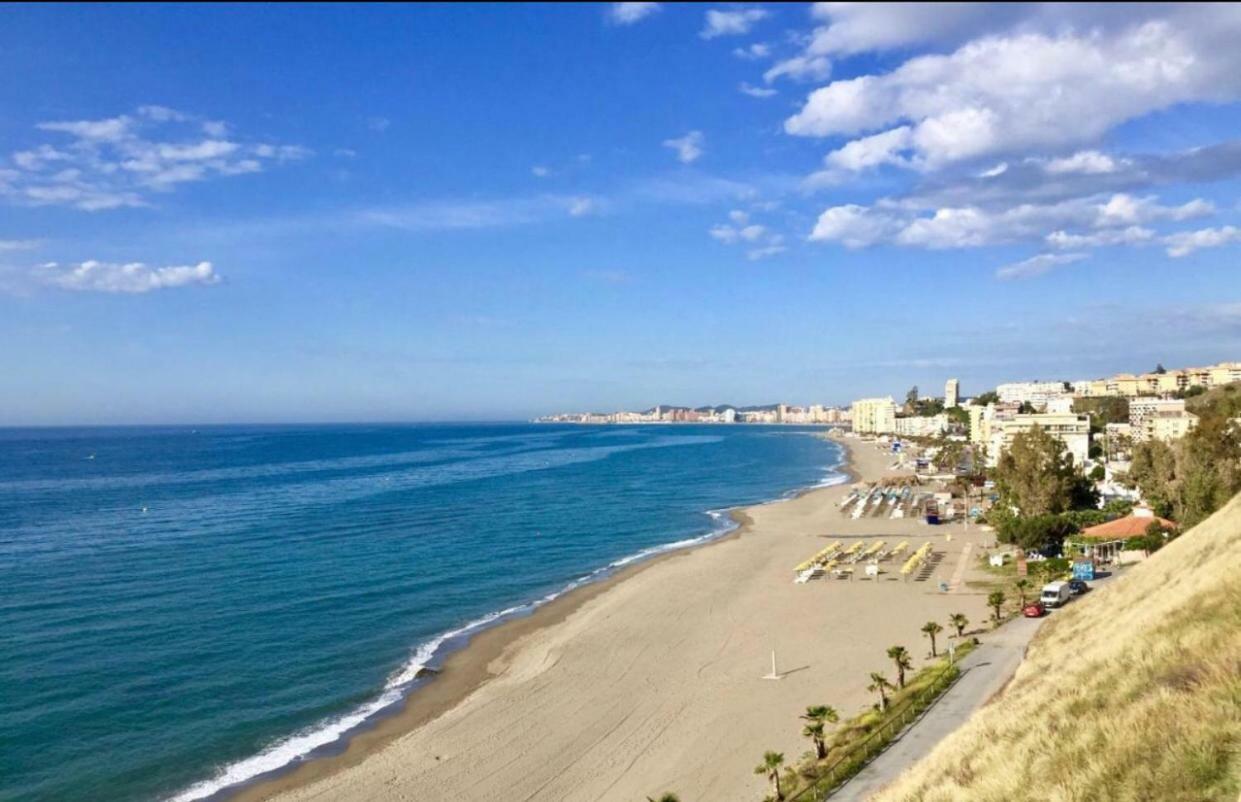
[2, 2, 1241, 425]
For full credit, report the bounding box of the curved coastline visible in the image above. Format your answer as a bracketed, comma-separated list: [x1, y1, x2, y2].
[188, 430, 853, 802]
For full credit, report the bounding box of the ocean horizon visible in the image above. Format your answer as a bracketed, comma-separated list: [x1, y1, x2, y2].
[0, 422, 844, 802]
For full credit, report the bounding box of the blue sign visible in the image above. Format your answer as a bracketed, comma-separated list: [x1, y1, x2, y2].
[891, 441, 903, 453]
[1072, 561, 1095, 581]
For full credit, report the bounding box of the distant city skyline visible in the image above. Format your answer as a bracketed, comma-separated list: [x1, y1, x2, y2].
[3, 4, 1241, 425]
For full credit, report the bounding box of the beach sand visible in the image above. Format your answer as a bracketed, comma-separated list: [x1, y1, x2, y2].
[245, 433, 996, 802]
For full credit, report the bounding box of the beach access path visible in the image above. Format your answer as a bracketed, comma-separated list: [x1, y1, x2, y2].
[830, 615, 1044, 801]
[252, 434, 1001, 802]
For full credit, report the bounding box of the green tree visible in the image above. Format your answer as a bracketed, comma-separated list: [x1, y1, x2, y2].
[921, 620, 943, 657]
[1014, 578, 1032, 608]
[988, 590, 1007, 622]
[1154, 363, 1167, 374]
[1127, 438, 1178, 517]
[974, 390, 1000, 405]
[754, 751, 785, 801]
[906, 386, 920, 411]
[867, 672, 894, 712]
[997, 514, 1078, 552]
[886, 645, 912, 689]
[799, 705, 839, 759]
[993, 425, 1080, 515]
[949, 612, 969, 638]
[1177, 412, 1241, 526]
[1072, 396, 1130, 432]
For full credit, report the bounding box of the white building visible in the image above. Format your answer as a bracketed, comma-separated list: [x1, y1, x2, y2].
[895, 414, 949, 438]
[1045, 396, 1075, 414]
[945, 378, 960, 408]
[851, 397, 897, 435]
[1142, 410, 1198, 443]
[1128, 398, 1186, 439]
[996, 381, 1071, 408]
[986, 412, 1092, 468]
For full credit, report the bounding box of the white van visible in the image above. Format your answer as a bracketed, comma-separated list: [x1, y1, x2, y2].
[1040, 581, 1071, 609]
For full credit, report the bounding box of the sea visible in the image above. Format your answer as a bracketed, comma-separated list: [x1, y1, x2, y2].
[0, 422, 844, 802]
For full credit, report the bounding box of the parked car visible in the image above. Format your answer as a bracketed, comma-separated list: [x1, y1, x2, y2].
[1040, 581, 1072, 608]
[1023, 601, 1046, 618]
[1068, 578, 1090, 595]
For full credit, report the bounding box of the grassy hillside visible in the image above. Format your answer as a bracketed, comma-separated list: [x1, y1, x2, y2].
[872, 493, 1241, 802]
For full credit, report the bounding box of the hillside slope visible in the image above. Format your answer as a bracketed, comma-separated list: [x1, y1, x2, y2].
[873, 493, 1241, 802]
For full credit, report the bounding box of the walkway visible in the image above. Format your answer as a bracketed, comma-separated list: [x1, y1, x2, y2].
[830, 615, 1043, 801]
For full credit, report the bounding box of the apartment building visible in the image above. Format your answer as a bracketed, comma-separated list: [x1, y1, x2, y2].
[985, 412, 1092, 468]
[945, 378, 960, 408]
[850, 397, 897, 435]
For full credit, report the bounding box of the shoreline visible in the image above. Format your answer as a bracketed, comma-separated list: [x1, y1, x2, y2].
[243, 429, 992, 802]
[219, 431, 853, 802]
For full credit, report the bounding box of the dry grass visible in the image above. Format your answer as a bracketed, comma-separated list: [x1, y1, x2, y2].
[872, 493, 1241, 802]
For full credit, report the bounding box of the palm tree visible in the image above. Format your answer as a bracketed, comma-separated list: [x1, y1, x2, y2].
[802, 721, 826, 761]
[921, 620, 944, 657]
[867, 672, 894, 712]
[800, 705, 839, 759]
[646, 795, 680, 802]
[950, 612, 969, 638]
[886, 645, 912, 689]
[1014, 578, 1032, 608]
[754, 751, 785, 801]
[988, 590, 1006, 623]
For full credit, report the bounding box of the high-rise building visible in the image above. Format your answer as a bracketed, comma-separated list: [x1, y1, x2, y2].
[945, 378, 960, 408]
[850, 397, 897, 434]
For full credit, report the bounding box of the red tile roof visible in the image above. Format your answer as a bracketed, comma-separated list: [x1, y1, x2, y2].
[1082, 512, 1177, 539]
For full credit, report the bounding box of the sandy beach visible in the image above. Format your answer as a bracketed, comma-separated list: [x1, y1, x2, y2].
[245, 433, 997, 802]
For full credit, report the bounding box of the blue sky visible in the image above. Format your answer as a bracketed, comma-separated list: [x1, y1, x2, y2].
[3, 3, 1240, 424]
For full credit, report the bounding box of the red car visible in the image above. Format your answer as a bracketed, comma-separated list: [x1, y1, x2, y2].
[1023, 601, 1046, 618]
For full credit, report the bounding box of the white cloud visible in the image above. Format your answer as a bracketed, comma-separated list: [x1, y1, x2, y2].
[37, 116, 133, 142]
[979, 162, 1008, 178]
[785, 17, 1241, 169]
[35, 260, 220, 293]
[0, 239, 41, 252]
[6, 108, 309, 211]
[808, 193, 1215, 251]
[531, 165, 550, 177]
[662, 130, 705, 163]
[763, 54, 831, 84]
[747, 242, 787, 260]
[824, 126, 913, 171]
[568, 197, 596, 217]
[1164, 225, 1241, 257]
[733, 42, 771, 60]
[805, 2, 1003, 58]
[609, 2, 660, 25]
[1095, 194, 1212, 226]
[739, 82, 778, 98]
[1044, 150, 1126, 175]
[701, 8, 768, 40]
[809, 204, 900, 248]
[711, 211, 784, 257]
[995, 252, 1087, 280]
[1046, 226, 1154, 249]
[367, 116, 391, 132]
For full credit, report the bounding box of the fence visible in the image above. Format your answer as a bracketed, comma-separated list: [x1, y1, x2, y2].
[785, 660, 962, 801]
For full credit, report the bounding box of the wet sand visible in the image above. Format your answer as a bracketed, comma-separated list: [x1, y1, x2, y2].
[245, 432, 994, 802]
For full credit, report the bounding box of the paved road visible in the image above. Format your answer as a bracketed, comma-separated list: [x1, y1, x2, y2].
[830, 615, 1044, 801]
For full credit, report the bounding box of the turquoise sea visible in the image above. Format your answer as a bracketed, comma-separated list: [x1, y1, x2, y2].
[0, 423, 843, 802]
